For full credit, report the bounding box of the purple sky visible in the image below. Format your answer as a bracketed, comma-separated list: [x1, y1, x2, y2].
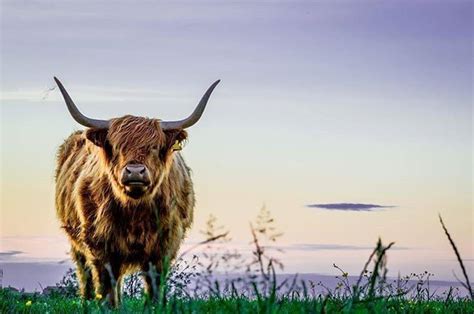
[1, 1, 472, 289]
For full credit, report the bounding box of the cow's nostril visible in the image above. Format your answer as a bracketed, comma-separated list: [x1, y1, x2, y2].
[139, 167, 146, 174]
[125, 167, 132, 174]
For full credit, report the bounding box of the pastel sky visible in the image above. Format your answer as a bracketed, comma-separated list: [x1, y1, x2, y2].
[1, 0, 472, 287]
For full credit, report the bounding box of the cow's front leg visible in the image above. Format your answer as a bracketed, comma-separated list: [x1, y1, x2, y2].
[71, 248, 94, 300]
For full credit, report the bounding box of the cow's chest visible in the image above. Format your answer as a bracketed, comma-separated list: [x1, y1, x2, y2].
[108, 206, 163, 259]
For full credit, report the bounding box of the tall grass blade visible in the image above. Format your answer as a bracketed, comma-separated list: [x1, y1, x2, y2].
[439, 214, 473, 300]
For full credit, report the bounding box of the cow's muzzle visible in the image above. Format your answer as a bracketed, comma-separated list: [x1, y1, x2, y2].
[121, 164, 151, 198]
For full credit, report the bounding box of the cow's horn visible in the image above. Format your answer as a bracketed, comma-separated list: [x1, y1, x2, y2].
[160, 80, 220, 130]
[54, 77, 110, 129]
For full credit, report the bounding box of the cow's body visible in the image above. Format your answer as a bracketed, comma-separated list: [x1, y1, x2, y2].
[55, 121, 194, 304]
[53, 77, 219, 306]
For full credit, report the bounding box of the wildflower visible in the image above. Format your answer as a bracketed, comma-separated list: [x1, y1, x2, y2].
[342, 272, 348, 278]
[25, 300, 32, 307]
[95, 293, 103, 300]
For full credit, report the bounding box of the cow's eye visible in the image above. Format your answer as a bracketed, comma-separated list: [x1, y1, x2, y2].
[151, 145, 159, 153]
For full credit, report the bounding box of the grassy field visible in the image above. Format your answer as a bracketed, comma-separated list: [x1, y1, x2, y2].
[1, 289, 474, 314]
[1, 211, 472, 313]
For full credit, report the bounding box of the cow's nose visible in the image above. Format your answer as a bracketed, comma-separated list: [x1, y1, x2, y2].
[121, 164, 150, 186]
[125, 164, 146, 175]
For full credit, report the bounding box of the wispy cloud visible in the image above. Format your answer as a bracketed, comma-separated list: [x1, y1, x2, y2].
[0, 250, 23, 260]
[0, 86, 184, 103]
[0, 236, 69, 263]
[306, 203, 396, 212]
[272, 243, 410, 251]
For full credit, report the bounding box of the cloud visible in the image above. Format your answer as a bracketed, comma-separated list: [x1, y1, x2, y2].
[0, 250, 23, 260]
[284, 244, 373, 251]
[306, 203, 395, 212]
[0, 86, 183, 103]
[273, 243, 410, 251]
[0, 236, 70, 263]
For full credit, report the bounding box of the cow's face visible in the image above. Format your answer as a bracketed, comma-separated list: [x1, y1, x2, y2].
[86, 115, 187, 200]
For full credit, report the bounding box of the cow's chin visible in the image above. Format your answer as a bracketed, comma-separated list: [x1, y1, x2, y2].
[124, 185, 149, 199]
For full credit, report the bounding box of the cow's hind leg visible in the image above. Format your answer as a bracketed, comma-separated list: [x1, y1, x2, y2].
[142, 262, 165, 304]
[91, 260, 122, 307]
[71, 249, 94, 299]
[143, 272, 160, 302]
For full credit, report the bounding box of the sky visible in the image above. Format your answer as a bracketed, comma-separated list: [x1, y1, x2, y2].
[0, 0, 472, 289]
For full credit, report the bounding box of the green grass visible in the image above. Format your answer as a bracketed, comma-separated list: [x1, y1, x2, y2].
[1, 289, 473, 314]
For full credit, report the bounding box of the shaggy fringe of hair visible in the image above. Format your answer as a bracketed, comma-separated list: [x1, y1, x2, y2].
[109, 115, 165, 152]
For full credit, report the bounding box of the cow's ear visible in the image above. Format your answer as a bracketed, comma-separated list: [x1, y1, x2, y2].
[165, 130, 188, 151]
[85, 128, 109, 147]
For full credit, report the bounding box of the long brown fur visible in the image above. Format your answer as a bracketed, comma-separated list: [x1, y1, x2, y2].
[55, 115, 193, 306]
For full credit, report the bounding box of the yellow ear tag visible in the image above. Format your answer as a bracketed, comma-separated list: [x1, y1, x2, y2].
[172, 140, 182, 151]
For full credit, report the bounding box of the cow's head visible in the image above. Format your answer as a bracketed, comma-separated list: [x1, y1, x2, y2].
[54, 77, 219, 201]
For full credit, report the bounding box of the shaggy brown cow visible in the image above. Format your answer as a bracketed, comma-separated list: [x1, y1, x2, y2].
[54, 77, 220, 306]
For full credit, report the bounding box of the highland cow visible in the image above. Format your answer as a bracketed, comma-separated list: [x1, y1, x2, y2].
[54, 77, 220, 306]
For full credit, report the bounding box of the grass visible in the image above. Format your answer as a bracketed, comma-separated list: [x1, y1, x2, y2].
[1, 210, 473, 313]
[1, 279, 473, 313]
[2, 289, 474, 313]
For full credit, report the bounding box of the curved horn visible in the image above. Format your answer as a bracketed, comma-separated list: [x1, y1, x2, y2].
[54, 77, 110, 129]
[160, 80, 220, 130]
